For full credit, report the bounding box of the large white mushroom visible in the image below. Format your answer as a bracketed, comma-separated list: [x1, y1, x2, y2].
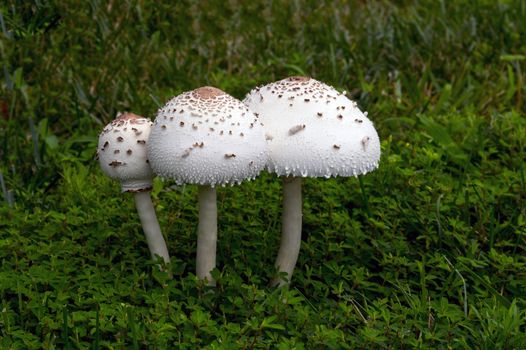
[243, 76, 381, 286]
[97, 112, 171, 266]
[147, 86, 268, 284]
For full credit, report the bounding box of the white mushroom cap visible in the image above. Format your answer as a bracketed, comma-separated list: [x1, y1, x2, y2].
[243, 76, 381, 178]
[147, 86, 268, 187]
[97, 112, 154, 192]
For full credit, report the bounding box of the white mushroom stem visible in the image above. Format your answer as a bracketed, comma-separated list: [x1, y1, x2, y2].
[271, 176, 302, 287]
[196, 185, 217, 285]
[133, 191, 171, 265]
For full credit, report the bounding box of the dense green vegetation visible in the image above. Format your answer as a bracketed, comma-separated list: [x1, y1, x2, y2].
[1, 0, 525, 348]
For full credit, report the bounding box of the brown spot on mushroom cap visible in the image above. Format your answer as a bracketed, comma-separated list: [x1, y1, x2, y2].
[193, 86, 226, 99]
[288, 76, 310, 82]
[361, 136, 371, 150]
[115, 112, 143, 121]
[288, 124, 306, 135]
[111, 112, 145, 127]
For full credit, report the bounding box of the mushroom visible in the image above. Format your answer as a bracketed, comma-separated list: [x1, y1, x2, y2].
[147, 87, 268, 285]
[97, 112, 171, 267]
[243, 76, 381, 286]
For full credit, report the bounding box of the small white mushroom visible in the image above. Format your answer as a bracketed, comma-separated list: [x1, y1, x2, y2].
[98, 112, 171, 269]
[244, 76, 381, 287]
[148, 87, 268, 285]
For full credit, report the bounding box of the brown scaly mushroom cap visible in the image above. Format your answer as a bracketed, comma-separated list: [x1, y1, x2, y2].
[243, 76, 381, 178]
[97, 112, 154, 192]
[147, 87, 269, 187]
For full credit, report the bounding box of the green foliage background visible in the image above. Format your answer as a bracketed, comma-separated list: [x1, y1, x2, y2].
[1, 0, 525, 348]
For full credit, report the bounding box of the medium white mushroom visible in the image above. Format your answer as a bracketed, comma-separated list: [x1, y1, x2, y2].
[147, 87, 268, 284]
[243, 76, 381, 286]
[97, 112, 171, 266]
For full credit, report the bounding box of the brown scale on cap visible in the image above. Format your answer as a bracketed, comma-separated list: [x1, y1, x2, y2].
[111, 112, 144, 127]
[192, 86, 226, 100]
[288, 124, 306, 135]
[288, 76, 310, 82]
[361, 136, 371, 151]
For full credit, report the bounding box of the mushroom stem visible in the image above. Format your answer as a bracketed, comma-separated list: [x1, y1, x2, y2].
[271, 176, 302, 287]
[133, 191, 171, 265]
[196, 185, 217, 285]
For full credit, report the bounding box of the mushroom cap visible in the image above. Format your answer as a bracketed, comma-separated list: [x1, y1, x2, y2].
[147, 87, 268, 187]
[97, 112, 154, 192]
[243, 76, 381, 178]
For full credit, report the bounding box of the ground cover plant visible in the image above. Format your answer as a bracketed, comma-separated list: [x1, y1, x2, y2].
[1, 0, 525, 348]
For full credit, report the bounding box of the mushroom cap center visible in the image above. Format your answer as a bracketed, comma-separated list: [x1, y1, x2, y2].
[288, 76, 310, 82]
[193, 86, 226, 99]
[115, 112, 143, 121]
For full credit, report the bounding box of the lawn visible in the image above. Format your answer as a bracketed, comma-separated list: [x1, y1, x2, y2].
[1, 0, 525, 348]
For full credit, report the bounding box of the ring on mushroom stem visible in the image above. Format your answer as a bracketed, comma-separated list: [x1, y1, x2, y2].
[147, 86, 269, 285]
[243, 76, 381, 287]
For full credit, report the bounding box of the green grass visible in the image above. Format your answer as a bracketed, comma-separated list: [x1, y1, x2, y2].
[1, 0, 526, 348]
